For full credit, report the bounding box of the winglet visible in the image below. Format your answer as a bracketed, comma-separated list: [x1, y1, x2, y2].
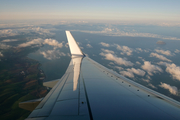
[65, 31, 84, 56]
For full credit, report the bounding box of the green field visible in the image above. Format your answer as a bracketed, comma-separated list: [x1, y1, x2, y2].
[0, 47, 48, 120]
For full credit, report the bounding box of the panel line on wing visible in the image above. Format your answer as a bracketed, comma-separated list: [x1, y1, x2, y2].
[80, 68, 93, 120]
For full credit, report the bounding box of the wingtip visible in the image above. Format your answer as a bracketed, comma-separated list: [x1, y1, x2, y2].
[65, 31, 84, 56]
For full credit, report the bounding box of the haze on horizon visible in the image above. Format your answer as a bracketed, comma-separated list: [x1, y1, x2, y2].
[0, 0, 180, 23]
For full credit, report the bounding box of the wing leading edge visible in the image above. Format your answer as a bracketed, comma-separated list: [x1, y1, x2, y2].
[24, 31, 180, 120]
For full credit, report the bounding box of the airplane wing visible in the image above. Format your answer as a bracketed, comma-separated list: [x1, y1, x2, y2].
[22, 31, 180, 120]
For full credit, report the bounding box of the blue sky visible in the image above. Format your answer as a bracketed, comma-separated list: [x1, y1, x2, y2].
[0, 0, 179, 22]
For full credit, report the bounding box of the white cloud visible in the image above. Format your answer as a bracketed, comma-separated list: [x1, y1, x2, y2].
[127, 68, 146, 76]
[150, 52, 172, 62]
[146, 75, 152, 80]
[86, 44, 92, 48]
[136, 61, 141, 65]
[175, 49, 180, 53]
[65, 43, 69, 48]
[18, 38, 43, 47]
[114, 66, 124, 71]
[102, 28, 113, 32]
[44, 39, 63, 48]
[0, 43, 11, 49]
[120, 71, 134, 78]
[135, 48, 143, 53]
[40, 49, 66, 60]
[159, 62, 180, 81]
[100, 52, 133, 66]
[1, 39, 18, 42]
[76, 29, 180, 41]
[30, 27, 52, 35]
[101, 49, 114, 54]
[159, 82, 178, 95]
[155, 49, 172, 56]
[144, 50, 150, 53]
[18, 38, 63, 48]
[142, 78, 150, 83]
[0, 29, 18, 37]
[0, 52, 3, 57]
[115, 44, 133, 56]
[141, 61, 163, 76]
[120, 68, 145, 78]
[109, 62, 115, 65]
[0, 27, 54, 38]
[148, 83, 157, 89]
[100, 42, 110, 47]
[138, 56, 145, 62]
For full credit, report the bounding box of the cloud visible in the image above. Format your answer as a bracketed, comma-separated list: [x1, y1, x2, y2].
[65, 43, 69, 48]
[86, 44, 92, 48]
[0, 43, 11, 49]
[127, 68, 146, 76]
[135, 48, 143, 53]
[114, 66, 124, 71]
[175, 49, 180, 53]
[141, 61, 163, 76]
[159, 62, 180, 81]
[120, 71, 134, 78]
[142, 78, 150, 83]
[1, 39, 18, 42]
[100, 42, 110, 47]
[150, 52, 172, 62]
[146, 75, 152, 80]
[0, 29, 18, 37]
[100, 52, 133, 66]
[30, 27, 53, 35]
[138, 56, 145, 62]
[120, 68, 145, 78]
[0, 27, 54, 38]
[76, 29, 180, 41]
[18, 38, 63, 48]
[0, 52, 3, 57]
[115, 44, 133, 56]
[44, 39, 63, 48]
[101, 48, 114, 54]
[159, 82, 178, 95]
[155, 49, 172, 56]
[148, 83, 157, 89]
[40, 49, 66, 60]
[136, 61, 141, 65]
[18, 38, 44, 47]
[102, 28, 113, 32]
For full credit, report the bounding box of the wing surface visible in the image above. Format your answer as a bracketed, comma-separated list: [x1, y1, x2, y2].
[25, 31, 180, 120]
